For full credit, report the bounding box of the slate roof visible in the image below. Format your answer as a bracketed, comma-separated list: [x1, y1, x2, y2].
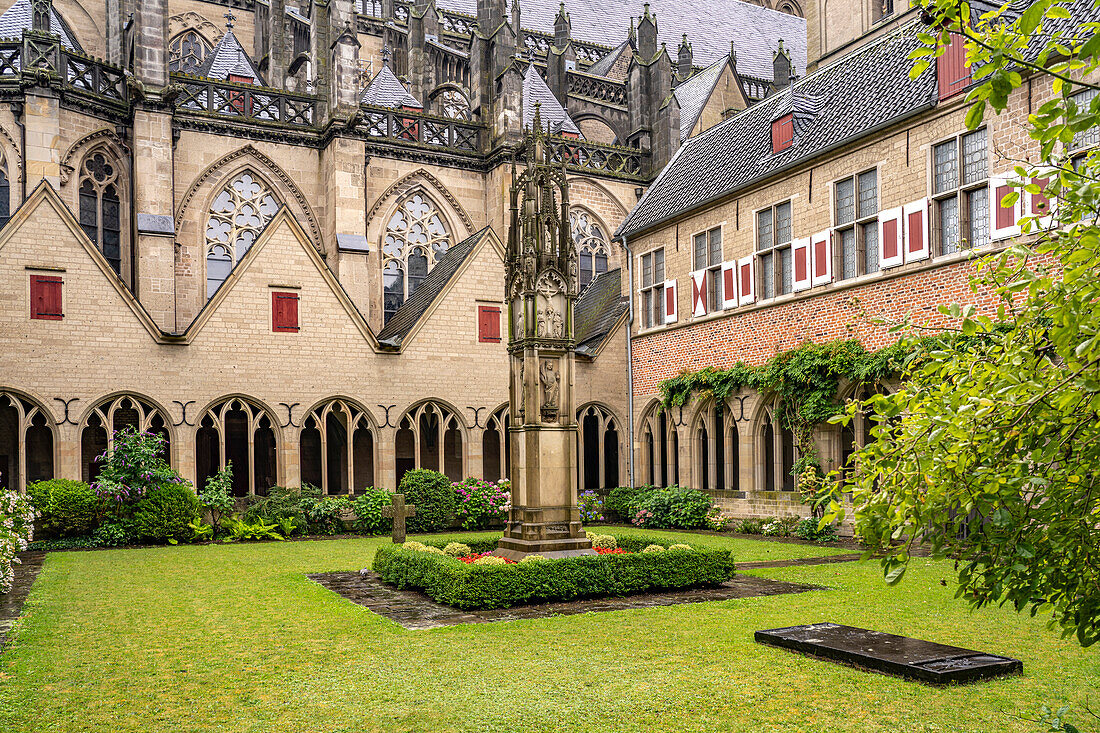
[617, 22, 938, 238]
[361, 64, 423, 108]
[586, 39, 631, 78]
[196, 29, 264, 84]
[376, 227, 490, 345]
[575, 267, 627, 354]
[0, 0, 80, 50]
[437, 0, 805, 79]
[523, 63, 580, 135]
[674, 57, 727, 142]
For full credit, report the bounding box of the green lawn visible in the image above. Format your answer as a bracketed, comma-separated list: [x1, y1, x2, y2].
[0, 532, 1095, 733]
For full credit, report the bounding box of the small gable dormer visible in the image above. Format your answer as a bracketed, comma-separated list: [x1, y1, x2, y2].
[196, 16, 264, 86]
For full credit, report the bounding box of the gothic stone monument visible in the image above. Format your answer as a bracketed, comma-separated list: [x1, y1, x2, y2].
[496, 115, 595, 561]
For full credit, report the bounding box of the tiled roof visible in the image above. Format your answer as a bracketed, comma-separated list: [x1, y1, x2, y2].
[617, 22, 938, 238]
[376, 227, 490, 344]
[575, 268, 627, 353]
[197, 29, 264, 84]
[0, 0, 80, 50]
[361, 64, 423, 108]
[674, 57, 727, 142]
[586, 39, 631, 78]
[437, 0, 806, 79]
[523, 63, 580, 135]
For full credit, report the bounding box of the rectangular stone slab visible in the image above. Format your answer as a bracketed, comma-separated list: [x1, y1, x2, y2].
[754, 623, 1022, 684]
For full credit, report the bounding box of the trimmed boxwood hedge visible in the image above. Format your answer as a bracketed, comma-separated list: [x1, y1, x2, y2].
[372, 535, 736, 610]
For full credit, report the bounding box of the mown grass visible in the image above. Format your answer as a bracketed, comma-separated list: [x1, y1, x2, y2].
[0, 531, 1095, 733]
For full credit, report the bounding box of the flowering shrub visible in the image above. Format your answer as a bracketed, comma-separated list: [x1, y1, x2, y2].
[578, 490, 605, 523]
[452, 478, 511, 530]
[1, 489, 37, 594]
[762, 516, 802, 537]
[594, 547, 629, 555]
[632, 509, 653, 527]
[459, 552, 516, 565]
[444, 542, 471, 557]
[93, 427, 186, 504]
[705, 506, 733, 532]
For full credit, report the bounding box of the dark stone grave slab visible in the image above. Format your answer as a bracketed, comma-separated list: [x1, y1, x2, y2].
[754, 623, 1022, 684]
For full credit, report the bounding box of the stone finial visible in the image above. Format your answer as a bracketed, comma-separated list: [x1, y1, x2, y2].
[554, 2, 570, 47]
[382, 43, 391, 67]
[677, 33, 692, 78]
[637, 2, 657, 57]
[772, 38, 793, 89]
[224, 10, 236, 31]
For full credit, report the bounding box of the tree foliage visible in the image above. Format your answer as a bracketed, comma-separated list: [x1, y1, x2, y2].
[825, 0, 1100, 647]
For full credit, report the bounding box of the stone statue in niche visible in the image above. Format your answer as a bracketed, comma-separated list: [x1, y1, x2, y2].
[540, 358, 559, 418]
[536, 305, 564, 339]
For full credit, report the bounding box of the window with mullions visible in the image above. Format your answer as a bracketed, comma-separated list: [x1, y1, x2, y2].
[756, 201, 792, 299]
[1071, 88, 1099, 154]
[570, 210, 610, 288]
[78, 152, 124, 276]
[693, 227, 722, 311]
[382, 193, 452, 324]
[640, 248, 665, 329]
[0, 153, 9, 230]
[168, 30, 212, 74]
[834, 169, 879, 281]
[933, 128, 988, 255]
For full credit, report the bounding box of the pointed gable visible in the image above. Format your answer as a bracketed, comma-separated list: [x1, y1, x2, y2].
[196, 29, 264, 85]
[522, 63, 579, 136]
[586, 39, 632, 80]
[0, 0, 80, 51]
[674, 58, 726, 142]
[360, 64, 423, 109]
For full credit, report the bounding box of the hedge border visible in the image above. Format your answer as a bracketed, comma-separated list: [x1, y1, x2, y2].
[372, 534, 736, 610]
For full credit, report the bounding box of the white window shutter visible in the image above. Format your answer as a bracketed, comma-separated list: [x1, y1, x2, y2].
[810, 230, 832, 286]
[879, 206, 904, 269]
[903, 199, 930, 262]
[690, 269, 708, 317]
[663, 279, 677, 324]
[792, 237, 811, 292]
[720, 262, 738, 309]
[990, 175, 1022, 241]
[737, 256, 755, 306]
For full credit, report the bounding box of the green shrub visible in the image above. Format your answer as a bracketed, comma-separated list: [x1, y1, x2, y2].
[591, 534, 617, 550]
[92, 427, 184, 503]
[403, 541, 426, 550]
[373, 536, 736, 610]
[188, 519, 214, 542]
[27, 479, 101, 537]
[453, 478, 510, 530]
[444, 542, 471, 557]
[520, 554, 547, 563]
[762, 516, 802, 537]
[91, 522, 130, 547]
[636, 486, 713, 529]
[794, 517, 840, 543]
[398, 469, 458, 533]
[422, 545, 446, 555]
[351, 487, 392, 535]
[130, 484, 200, 544]
[299, 491, 351, 535]
[668, 544, 693, 552]
[606, 486, 648, 521]
[221, 514, 283, 542]
[198, 463, 235, 535]
[474, 555, 506, 565]
[736, 518, 766, 534]
[643, 544, 666, 553]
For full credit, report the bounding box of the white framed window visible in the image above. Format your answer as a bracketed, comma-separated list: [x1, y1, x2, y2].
[692, 226, 723, 313]
[756, 201, 793, 299]
[640, 248, 665, 329]
[932, 128, 988, 255]
[833, 168, 880, 281]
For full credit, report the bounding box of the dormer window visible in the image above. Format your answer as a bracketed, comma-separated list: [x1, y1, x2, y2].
[771, 113, 794, 153]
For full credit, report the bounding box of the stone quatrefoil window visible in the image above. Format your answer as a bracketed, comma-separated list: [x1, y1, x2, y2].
[382, 193, 452, 323]
[168, 30, 212, 75]
[205, 172, 280, 298]
[79, 152, 124, 276]
[570, 210, 610, 287]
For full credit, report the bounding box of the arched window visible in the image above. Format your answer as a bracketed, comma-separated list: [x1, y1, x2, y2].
[195, 398, 278, 497]
[205, 171, 280, 298]
[483, 405, 509, 483]
[299, 400, 376, 494]
[758, 406, 797, 492]
[382, 193, 452, 323]
[578, 404, 620, 490]
[696, 401, 732, 492]
[394, 402, 463, 485]
[80, 395, 172, 484]
[570, 209, 611, 287]
[435, 88, 472, 120]
[169, 30, 212, 74]
[640, 403, 678, 488]
[0, 392, 54, 491]
[760, 413, 776, 491]
[0, 153, 10, 230]
[78, 151, 124, 276]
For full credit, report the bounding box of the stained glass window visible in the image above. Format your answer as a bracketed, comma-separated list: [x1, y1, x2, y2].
[79, 152, 124, 275]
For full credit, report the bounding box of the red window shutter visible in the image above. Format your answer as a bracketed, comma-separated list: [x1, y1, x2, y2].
[771, 114, 794, 153]
[478, 305, 501, 343]
[937, 32, 971, 100]
[30, 275, 63, 320]
[883, 219, 899, 260]
[995, 182, 1016, 230]
[272, 291, 299, 332]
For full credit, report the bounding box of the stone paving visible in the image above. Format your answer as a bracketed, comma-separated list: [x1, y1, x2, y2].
[309, 570, 827, 630]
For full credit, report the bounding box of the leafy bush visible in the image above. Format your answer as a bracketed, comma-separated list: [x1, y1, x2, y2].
[1, 489, 37, 593]
[27, 479, 100, 537]
[188, 519, 214, 542]
[794, 517, 839, 543]
[373, 535, 735, 610]
[636, 486, 713, 529]
[92, 427, 186, 503]
[606, 486, 648, 521]
[762, 516, 803, 537]
[578, 490, 605, 523]
[198, 463, 235, 535]
[632, 509, 653, 527]
[453, 478, 510, 530]
[245, 484, 305, 523]
[705, 506, 733, 532]
[474, 555, 506, 566]
[129, 484, 200, 544]
[399, 469, 458, 533]
[736, 518, 767, 535]
[591, 534, 617, 550]
[668, 544, 693, 551]
[28, 537, 96, 551]
[299, 490, 351, 535]
[520, 554, 547, 563]
[221, 515, 283, 542]
[91, 522, 130, 547]
[643, 544, 665, 553]
[444, 542, 471, 558]
[352, 487, 392, 535]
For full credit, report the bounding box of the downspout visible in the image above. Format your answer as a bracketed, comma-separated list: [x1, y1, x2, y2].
[620, 234, 635, 488]
[11, 101, 25, 200]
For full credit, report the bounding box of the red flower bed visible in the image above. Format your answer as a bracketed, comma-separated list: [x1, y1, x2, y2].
[594, 547, 631, 555]
[458, 552, 517, 564]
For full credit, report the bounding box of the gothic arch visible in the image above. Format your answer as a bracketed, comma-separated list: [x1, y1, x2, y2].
[77, 393, 174, 484]
[0, 388, 57, 490]
[565, 175, 630, 219]
[366, 168, 474, 237]
[299, 397, 379, 494]
[0, 124, 22, 182]
[427, 83, 473, 118]
[176, 145, 324, 254]
[194, 395, 282, 496]
[76, 391, 175, 437]
[638, 399, 680, 488]
[394, 399, 467, 484]
[751, 395, 796, 493]
[572, 113, 622, 145]
[60, 128, 128, 186]
[168, 12, 221, 46]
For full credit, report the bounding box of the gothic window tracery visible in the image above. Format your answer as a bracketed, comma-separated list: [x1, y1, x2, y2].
[80, 396, 172, 485]
[78, 151, 124, 276]
[195, 398, 278, 497]
[205, 172, 280, 298]
[569, 209, 610, 287]
[299, 400, 375, 495]
[578, 404, 620, 490]
[436, 89, 472, 120]
[394, 402, 463, 485]
[0, 391, 54, 491]
[169, 30, 212, 74]
[382, 193, 452, 323]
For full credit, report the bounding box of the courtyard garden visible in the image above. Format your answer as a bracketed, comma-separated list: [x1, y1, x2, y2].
[0, 532, 1096, 732]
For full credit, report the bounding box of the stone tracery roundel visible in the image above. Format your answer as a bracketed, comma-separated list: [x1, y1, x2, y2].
[204, 171, 280, 298]
[381, 192, 452, 323]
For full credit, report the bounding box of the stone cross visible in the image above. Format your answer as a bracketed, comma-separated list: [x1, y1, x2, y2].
[382, 493, 416, 544]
